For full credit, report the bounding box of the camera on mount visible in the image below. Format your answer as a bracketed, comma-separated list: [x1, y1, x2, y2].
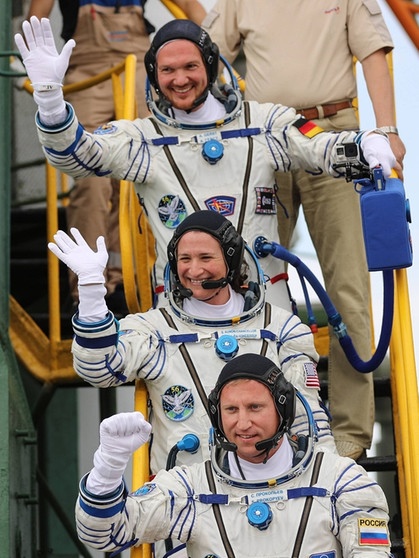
[333, 142, 371, 182]
[336, 142, 359, 162]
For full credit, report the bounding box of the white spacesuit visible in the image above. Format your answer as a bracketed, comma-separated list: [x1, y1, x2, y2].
[75, 356, 391, 558]
[15, 18, 396, 309]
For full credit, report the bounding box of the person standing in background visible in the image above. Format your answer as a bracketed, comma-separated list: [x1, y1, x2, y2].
[203, 0, 406, 460]
[27, 0, 206, 315]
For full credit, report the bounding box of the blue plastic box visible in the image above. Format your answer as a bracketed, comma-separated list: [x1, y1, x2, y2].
[359, 175, 412, 271]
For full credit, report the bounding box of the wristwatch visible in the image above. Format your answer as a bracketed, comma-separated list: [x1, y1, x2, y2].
[377, 126, 399, 135]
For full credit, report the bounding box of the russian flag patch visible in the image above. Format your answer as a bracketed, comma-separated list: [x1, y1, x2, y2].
[293, 117, 324, 138]
[358, 518, 390, 546]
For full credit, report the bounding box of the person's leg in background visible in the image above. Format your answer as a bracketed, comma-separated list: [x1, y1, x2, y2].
[293, 162, 374, 460]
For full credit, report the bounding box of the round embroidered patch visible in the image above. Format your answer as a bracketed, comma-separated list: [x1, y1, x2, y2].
[158, 194, 187, 228]
[93, 123, 118, 135]
[162, 385, 194, 422]
[132, 483, 156, 496]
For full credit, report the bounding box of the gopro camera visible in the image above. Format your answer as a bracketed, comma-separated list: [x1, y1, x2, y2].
[333, 142, 370, 182]
[336, 142, 360, 163]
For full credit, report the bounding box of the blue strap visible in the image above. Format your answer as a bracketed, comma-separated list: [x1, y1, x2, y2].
[260, 329, 277, 341]
[151, 127, 262, 147]
[167, 330, 275, 345]
[196, 493, 229, 504]
[152, 136, 180, 146]
[196, 487, 327, 506]
[75, 333, 119, 348]
[287, 487, 328, 499]
[168, 333, 200, 343]
[220, 127, 261, 139]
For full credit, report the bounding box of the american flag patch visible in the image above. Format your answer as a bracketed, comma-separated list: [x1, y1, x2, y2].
[358, 518, 390, 546]
[304, 362, 320, 389]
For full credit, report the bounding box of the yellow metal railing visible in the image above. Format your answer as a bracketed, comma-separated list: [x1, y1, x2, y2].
[380, 51, 418, 557]
[118, 53, 152, 558]
[390, 269, 419, 558]
[131, 381, 152, 558]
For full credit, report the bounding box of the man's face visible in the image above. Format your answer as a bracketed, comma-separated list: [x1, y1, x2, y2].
[220, 379, 281, 463]
[156, 39, 208, 112]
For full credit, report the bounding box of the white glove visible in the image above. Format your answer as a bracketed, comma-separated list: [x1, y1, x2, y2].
[14, 17, 75, 125]
[48, 228, 108, 285]
[49, 228, 109, 321]
[360, 132, 396, 178]
[86, 412, 152, 495]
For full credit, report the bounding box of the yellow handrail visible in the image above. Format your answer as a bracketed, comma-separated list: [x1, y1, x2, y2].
[160, 0, 188, 19]
[390, 268, 419, 558]
[131, 380, 152, 558]
[383, 50, 418, 557]
[117, 55, 152, 558]
[22, 58, 129, 96]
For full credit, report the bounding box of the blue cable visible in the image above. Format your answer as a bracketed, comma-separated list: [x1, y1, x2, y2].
[255, 239, 394, 373]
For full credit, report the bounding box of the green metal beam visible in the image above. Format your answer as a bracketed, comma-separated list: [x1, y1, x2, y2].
[0, 0, 11, 318]
[0, 4, 38, 556]
[0, 0, 13, 552]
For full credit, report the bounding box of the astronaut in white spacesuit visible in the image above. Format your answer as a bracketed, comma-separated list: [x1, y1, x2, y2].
[75, 353, 392, 558]
[48, 210, 334, 475]
[16, 16, 396, 310]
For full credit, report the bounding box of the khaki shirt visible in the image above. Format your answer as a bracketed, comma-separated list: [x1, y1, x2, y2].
[203, 0, 393, 107]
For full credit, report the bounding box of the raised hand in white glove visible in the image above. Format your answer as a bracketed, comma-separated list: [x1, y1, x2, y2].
[48, 227, 107, 286]
[14, 17, 75, 125]
[360, 132, 397, 178]
[87, 412, 152, 495]
[49, 228, 109, 321]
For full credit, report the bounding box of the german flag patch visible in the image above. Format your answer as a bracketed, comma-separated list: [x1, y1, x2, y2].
[293, 117, 324, 138]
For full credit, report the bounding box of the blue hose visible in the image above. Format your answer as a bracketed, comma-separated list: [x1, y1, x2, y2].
[255, 239, 394, 373]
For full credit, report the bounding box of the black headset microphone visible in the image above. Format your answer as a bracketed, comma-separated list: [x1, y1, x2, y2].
[201, 277, 228, 290]
[172, 276, 228, 299]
